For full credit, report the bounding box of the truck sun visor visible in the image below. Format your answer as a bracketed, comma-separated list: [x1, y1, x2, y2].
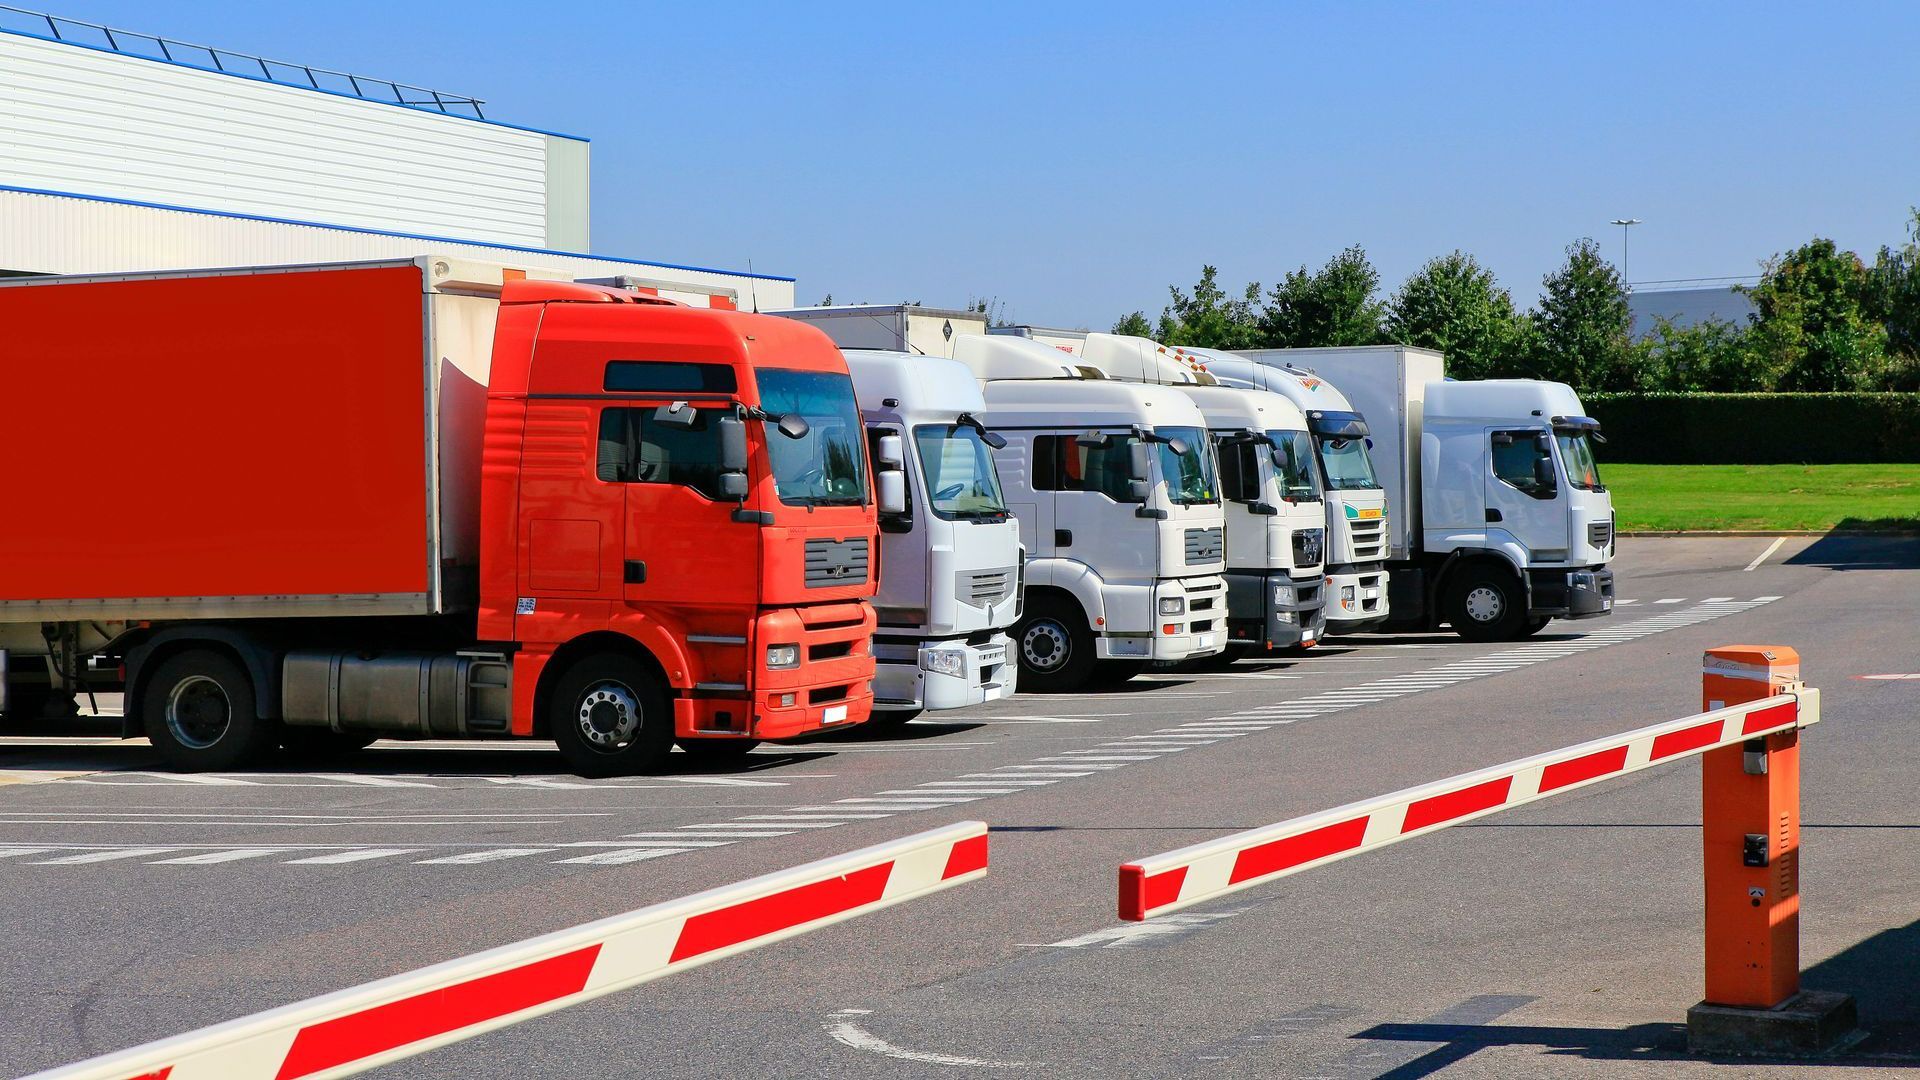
[1306, 410, 1369, 439]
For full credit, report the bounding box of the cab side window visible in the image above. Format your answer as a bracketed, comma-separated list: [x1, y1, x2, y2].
[1490, 430, 1555, 500]
[1032, 434, 1139, 502]
[1217, 439, 1261, 503]
[597, 408, 728, 500]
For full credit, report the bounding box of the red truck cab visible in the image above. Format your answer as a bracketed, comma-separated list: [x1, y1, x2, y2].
[480, 282, 879, 773]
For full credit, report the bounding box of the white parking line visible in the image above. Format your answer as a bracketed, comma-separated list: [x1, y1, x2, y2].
[33, 847, 179, 864]
[556, 847, 690, 865]
[284, 849, 420, 865]
[1745, 537, 1789, 572]
[151, 848, 294, 865]
[415, 848, 556, 865]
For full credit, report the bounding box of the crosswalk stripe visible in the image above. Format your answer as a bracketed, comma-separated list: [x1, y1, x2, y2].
[284, 849, 421, 865]
[151, 848, 293, 865]
[557, 847, 691, 865]
[415, 848, 556, 865]
[33, 847, 180, 864]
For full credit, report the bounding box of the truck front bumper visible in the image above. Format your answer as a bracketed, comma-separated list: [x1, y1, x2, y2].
[678, 601, 877, 742]
[1527, 567, 1615, 620]
[873, 632, 1017, 713]
[1097, 575, 1228, 662]
[1322, 565, 1389, 634]
[1225, 569, 1328, 649]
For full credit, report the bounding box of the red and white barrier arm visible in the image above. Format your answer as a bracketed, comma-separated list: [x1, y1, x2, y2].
[27, 822, 989, 1080]
[1119, 689, 1819, 921]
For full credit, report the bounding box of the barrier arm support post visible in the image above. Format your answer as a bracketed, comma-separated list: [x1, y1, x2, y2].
[1688, 645, 1857, 1055]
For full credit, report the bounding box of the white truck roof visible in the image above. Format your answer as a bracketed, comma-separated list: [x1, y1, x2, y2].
[952, 333, 1098, 381]
[1178, 383, 1311, 434]
[980, 376, 1212, 432]
[1424, 379, 1593, 425]
[842, 349, 986, 424]
[1182, 348, 1361, 415]
[1081, 333, 1214, 384]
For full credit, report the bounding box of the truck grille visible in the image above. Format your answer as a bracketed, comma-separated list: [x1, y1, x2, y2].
[1184, 526, 1223, 565]
[957, 567, 1016, 607]
[1292, 528, 1324, 568]
[1349, 518, 1386, 560]
[1588, 520, 1613, 548]
[803, 537, 869, 587]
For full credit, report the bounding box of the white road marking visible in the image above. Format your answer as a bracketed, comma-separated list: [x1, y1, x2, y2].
[415, 848, 556, 865]
[1754, 595, 1783, 602]
[151, 848, 294, 865]
[0, 848, 58, 859]
[32, 847, 180, 864]
[1702, 596, 1734, 603]
[667, 776, 788, 787]
[826, 1017, 1031, 1069]
[133, 772, 261, 786]
[1655, 598, 1686, 604]
[738, 813, 894, 821]
[284, 849, 420, 865]
[1616, 598, 1640, 605]
[1022, 911, 1242, 948]
[686, 820, 846, 829]
[304, 773, 436, 788]
[948, 715, 1111, 724]
[573, 840, 736, 848]
[625, 830, 792, 839]
[557, 847, 691, 865]
[1744, 537, 1789, 572]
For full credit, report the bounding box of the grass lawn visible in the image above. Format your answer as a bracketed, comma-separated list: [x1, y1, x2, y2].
[1605, 464, 1920, 532]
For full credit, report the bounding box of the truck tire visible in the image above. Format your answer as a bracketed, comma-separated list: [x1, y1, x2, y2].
[141, 650, 277, 771]
[1013, 597, 1097, 693]
[1444, 566, 1527, 642]
[550, 655, 673, 778]
[279, 728, 379, 758]
[676, 737, 761, 761]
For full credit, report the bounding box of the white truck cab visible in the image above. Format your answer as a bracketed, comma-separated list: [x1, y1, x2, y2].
[950, 334, 1230, 690]
[1235, 346, 1615, 640]
[1080, 335, 1329, 649]
[842, 351, 1022, 723]
[1184, 349, 1392, 633]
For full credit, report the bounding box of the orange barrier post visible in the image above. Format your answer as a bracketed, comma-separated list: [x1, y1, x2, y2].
[1689, 645, 1855, 1054]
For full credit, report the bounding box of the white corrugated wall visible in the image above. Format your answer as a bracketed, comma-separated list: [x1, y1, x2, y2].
[0, 30, 563, 247]
[0, 189, 797, 309]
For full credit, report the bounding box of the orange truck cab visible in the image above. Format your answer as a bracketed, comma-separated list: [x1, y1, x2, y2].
[0, 257, 880, 776]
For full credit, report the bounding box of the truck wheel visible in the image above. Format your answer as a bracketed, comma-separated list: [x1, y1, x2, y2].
[1444, 567, 1527, 642]
[1013, 598, 1097, 693]
[141, 650, 276, 771]
[550, 656, 673, 778]
[676, 737, 761, 761]
[279, 728, 379, 758]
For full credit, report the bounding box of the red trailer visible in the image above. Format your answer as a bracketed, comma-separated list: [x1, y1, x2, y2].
[0, 257, 883, 775]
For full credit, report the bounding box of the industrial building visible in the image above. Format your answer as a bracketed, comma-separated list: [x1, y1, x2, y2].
[0, 7, 792, 307]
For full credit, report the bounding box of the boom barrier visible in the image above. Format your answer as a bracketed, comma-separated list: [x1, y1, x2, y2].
[1118, 645, 1856, 1054]
[24, 822, 988, 1080]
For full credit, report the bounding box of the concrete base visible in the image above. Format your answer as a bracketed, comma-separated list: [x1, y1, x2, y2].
[1687, 991, 1859, 1056]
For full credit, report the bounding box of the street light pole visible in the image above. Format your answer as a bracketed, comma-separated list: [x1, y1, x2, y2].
[1609, 218, 1642, 291]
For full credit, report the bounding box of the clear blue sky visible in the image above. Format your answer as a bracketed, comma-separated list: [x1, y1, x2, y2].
[34, 1, 1920, 328]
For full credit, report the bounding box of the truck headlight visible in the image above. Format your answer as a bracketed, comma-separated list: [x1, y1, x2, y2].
[1273, 584, 1295, 606]
[1341, 585, 1357, 611]
[766, 644, 799, 669]
[1158, 596, 1185, 616]
[920, 648, 966, 678]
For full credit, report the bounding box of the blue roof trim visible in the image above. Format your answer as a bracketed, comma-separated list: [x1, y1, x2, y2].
[0, 184, 798, 283]
[0, 25, 589, 143]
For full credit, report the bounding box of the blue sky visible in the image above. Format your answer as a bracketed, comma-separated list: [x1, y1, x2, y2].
[30, 1, 1920, 328]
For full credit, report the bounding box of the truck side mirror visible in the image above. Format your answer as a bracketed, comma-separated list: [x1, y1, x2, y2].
[717, 416, 749, 472]
[776, 413, 811, 440]
[876, 433, 905, 469]
[1127, 441, 1153, 481]
[1491, 432, 1515, 447]
[877, 471, 908, 515]
[1127, 478, 1151, 502]
[1074, 430, 1108, 448]
[1166, 437, 1191, 456]
[718, 471, 750, 501]
[982, 431, 1007, 450]
[1534, 455, 1558, 492]
[654, 401, 698, 429]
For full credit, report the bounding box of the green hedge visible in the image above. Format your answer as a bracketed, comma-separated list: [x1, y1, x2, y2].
[1582, 393, 1920, 464]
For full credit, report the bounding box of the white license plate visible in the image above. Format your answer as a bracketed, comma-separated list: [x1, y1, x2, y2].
[1362, 588, 1380, 600]
[824, 704, 849, 724]
[1196, 633, 1215, 649]
[1303, 628, 1317, 642]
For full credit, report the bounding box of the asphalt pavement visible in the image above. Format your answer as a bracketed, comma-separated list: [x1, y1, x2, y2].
[1, 534, 1915, 1079]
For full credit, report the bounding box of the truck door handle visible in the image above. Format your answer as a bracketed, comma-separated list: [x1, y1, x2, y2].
[1485, 509, 1503, 523]
[1054, 529, 1073, 547]
[625, 560, 646, 584]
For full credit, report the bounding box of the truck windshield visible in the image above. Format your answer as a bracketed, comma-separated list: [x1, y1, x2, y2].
[1268, 429, 1320, 501]
[756, 368, 869, 506]
[1156, 426, 1219, 505]
[1556, 431, 1605, 491]
[1316, 436, 1381, 491]
[914, 425, 1009, 520]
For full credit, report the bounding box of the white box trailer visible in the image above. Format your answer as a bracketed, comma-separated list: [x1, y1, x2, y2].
[766, 305, 987, 358]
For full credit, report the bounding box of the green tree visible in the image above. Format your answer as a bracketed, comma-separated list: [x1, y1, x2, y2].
[1384, 251, 1527, 380]
[1112, 310, 1154, 337]
[1155, 265, 1263, 350]
[1743, 238, 1887, 391]
[1258, 245, 1386, 348]
[1531, 238, 1634, 389]
[1638, 316, 1769, 391]
[1866, 208, 1920, 389]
